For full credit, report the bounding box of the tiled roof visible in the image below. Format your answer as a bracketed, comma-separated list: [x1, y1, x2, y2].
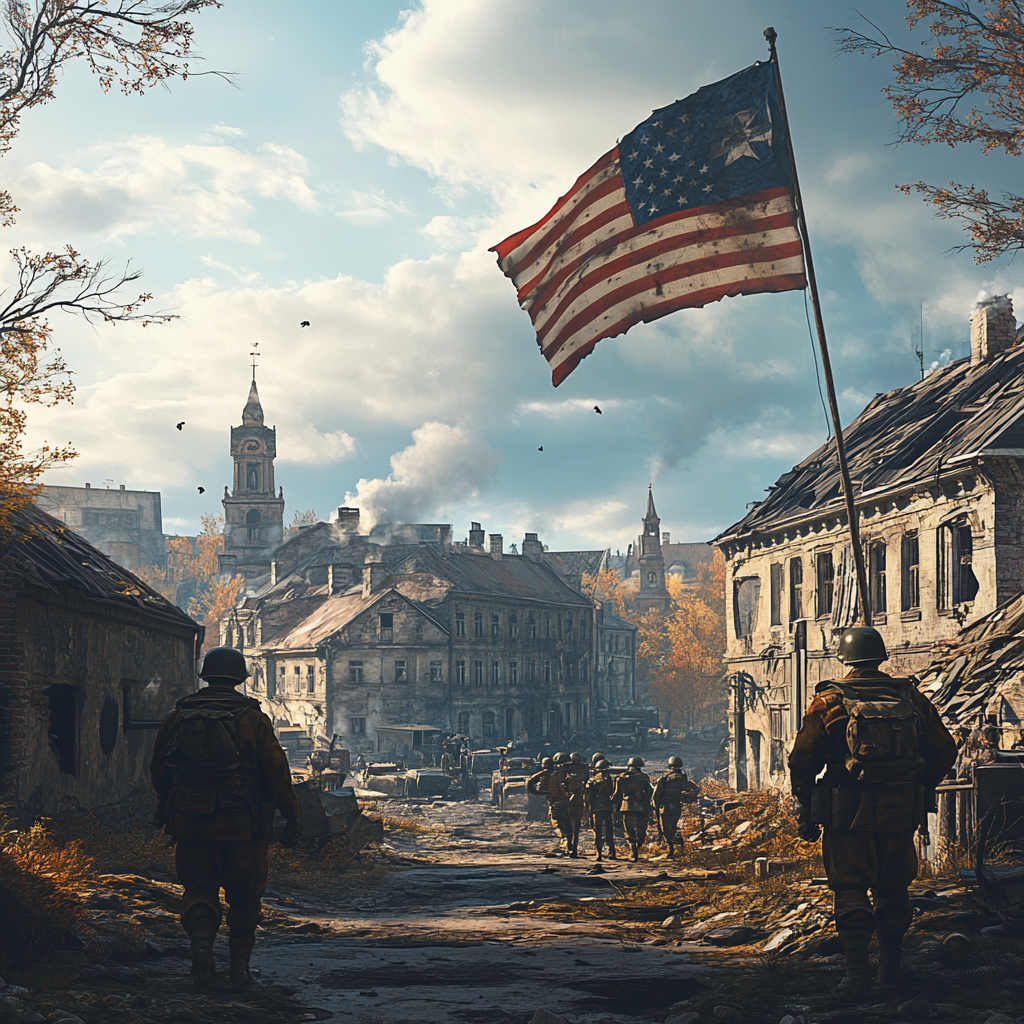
[544, 549, 607, 591]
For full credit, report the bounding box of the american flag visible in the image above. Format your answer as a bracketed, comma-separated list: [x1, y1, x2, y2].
[491, 62, 807, 386]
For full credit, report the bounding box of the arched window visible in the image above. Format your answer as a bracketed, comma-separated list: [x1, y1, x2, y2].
[246, 508, 261, 542]
[647, 571, 656, 584]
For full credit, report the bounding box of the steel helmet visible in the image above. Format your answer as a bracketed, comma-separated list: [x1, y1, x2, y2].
[627, 756, 645, 769]
[596, 759, 610, 770]
[590, 751, 605, 765]
[570, 751, 583, 763]
[837, 626, 888, 665]
[541, 757, 555, 769]
[199, 646, 249, 683]
[553, 752, 570, 765]
[667, 756, 683, 769]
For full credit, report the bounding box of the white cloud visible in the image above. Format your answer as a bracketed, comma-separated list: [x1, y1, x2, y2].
[344, 422, 500, 528]
[516, 398, 632, 419]
[336, 188, 411, 225]
[279, 425, 357, 465]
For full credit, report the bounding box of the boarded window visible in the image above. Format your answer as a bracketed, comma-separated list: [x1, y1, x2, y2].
[770, 563, 784, 626]
[733, 577, 761, 638]
[901, 533, 920, 611]
[815, 552, 835, 618]
[789, 558, 803, 620]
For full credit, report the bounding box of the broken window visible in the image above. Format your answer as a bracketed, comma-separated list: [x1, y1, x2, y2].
[789, 558, 804, 620]
[870, 541, 887, 616]
[491, 660, 500, 685]
[48, 684, 76, 774]
[474, 611, 483, 638]
[901, 533, 920, 612]
[509, 613, 519, 639]
[769, 707, 785, 775]
[348, 661, 363, 683]
[491, 614, 500, 639]
[769, 563, 784, 626]
[472, 660, 483, 685]
[483, 711, 497, 740]
[455, 660, 466, 685]
[379, 612, 393, 643]
[246, 508, 261, 542]
[733, 576, 761, 638]
[349, 717, 366, 736]
[306, 665, 315, 694]
[457, 711, 470, 734]
[509, 660, 518, 686]
[815, 552, 834, 618]
[938, 520, 979, 610]
[394, 660, 407, 683]
[430, 661, 443, 683]
[455, 611, 465, 637]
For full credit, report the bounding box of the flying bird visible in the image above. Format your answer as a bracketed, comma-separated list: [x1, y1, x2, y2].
[176, 421, 185, 431]
[538, 446, 544, 452]
[594, 405, 602, 414]
[197, 486, 205, 494]
[300, 320, 310, 327]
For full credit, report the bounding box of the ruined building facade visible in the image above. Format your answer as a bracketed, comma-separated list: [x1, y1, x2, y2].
[716, 296, 1024, 791]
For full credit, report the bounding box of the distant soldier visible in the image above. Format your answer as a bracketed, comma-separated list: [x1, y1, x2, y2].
[612, 756, 653, 861]
[590, 750, 606, 769]
[527, 756, 571, 856]
[151, 647, 302, 988]
[789, 627, 956, 1002]
[653, 756, 700, 857]
[585, 758, 617, 860]
[559, 752, 587, 857]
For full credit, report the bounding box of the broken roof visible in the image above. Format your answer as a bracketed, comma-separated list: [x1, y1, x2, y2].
[543, 549, 607, 592]
[716, 345, 1024, 542]
[3, 504, 198, 632]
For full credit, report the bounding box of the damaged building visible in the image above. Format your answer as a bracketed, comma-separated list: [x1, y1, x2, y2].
[0, 505, 202, 821]
[716, 295, 1024, 790]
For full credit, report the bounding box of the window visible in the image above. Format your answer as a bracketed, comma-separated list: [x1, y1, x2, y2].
[509, 613, 519, 640]
[544, 660, 552, 683]
[457, 711, 470, 734]
[528, 660, 536, 683]
[349, 660, 364, 683]
[545, 616, 551, 639]
[647, 571, 656, 584]
[483, 711, 497, 740]
[251, 664, 263, 691]
[769, 562, 784, 626]
[528, 615, 537, 639]
[306, 665, 315, 694]
[558, 615, 563, 640]
[456, 660, 466, 685]
[567, 661, 575, 681]
[246, 622, 255, 646]
[581, 659, 588, 683]
[246, 508, 261, 542]
[293, 665, 302, 692]
[246, 463, 260, 491]
[472, 660, 483, 685]
[938, 521, 979, 610]
[268, 667, 278, 697]
[48, 684, 76, 774]
[474, 611, 484, 638]
[455, 611, 465, 637]
[769, 707, 785, 775]
[564, 702, 572, 727]
[349, 717, 366, 736]
[870, 542, 887, 617]
[789, 558, 803, 620]
[815, 552, 835, 618]
[901, 533, 920, 612]
[733, 577, 761, 638]
[430, 660, 443, 683]
[510, 660, 518, 685]
[394, 660, 408, 683]
[379, 612, 394, 642]
[567, 616, 573, 639]
[580, 617, 587, 641]
[491, 660, 500, 685]
[556, 661, 563, 683]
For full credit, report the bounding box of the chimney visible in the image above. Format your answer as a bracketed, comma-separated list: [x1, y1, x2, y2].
[119, 484, 125, 491]
[970, 294, 1016, 366]
[336, 506, 360, 533]
[362, 562, 387, 599]
[85, 482, 91, 489]
[468, 522, 485, 549]
[270, 560, 278, 586]
[327, 564, 346, 594]
[662, 531, 670, 545]
[489, 534, 503, 559]
[522, 532, 544, 562]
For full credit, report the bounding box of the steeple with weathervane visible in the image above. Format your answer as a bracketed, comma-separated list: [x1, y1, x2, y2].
[635, 485, 670, 614]
[218, 344, 285, 581]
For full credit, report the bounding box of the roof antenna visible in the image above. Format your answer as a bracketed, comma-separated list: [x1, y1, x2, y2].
[914, 305, 925, 380]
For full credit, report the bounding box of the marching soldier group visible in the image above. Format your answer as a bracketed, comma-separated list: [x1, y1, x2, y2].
[527, 750, 699, 861]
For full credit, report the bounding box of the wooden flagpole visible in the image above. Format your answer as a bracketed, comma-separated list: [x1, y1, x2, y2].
[764, 26, 870, 626]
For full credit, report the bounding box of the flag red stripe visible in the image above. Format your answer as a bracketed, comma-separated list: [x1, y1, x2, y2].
[549, 272, 807, 386]
[543, 239, 804, 360]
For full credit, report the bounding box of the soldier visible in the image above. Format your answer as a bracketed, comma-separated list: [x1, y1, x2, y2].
[590, 750, 606, 769]
[612, 756, 653, 861]
[559, 752, 587, 857]
[151, 647, 302, 987]
[527, 756, 571, 856]
[653, 756, 700, 857]
[585, 758, 616, 860]
[789, 627, 956, 1001]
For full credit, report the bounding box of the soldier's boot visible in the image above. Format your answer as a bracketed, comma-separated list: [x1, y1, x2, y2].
[832, 931, 873, 1002]
[630, 842, 639, 862]
[607, 843, 617, 860]
[666, 841, 675, 857]
[876, 930, 903, 986]
[189, 929, 217, 987]
[228, 928, 257, 988]
[595, 847, 604, 862]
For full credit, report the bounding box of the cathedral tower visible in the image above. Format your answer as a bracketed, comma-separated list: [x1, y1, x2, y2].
[219, 379, 285, 580]
[635, 485, 670, 614]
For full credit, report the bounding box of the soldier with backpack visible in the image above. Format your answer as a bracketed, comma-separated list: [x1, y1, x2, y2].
[789, 627, 956, 1002]
[151, 647, 302, 988]
[652, 756, 700, 857]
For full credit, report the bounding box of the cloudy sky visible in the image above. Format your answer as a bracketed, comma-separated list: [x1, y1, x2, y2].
[12, 0, 1024, 551]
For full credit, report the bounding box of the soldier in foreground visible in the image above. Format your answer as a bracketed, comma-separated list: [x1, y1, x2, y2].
[612, 756, 653, 861]
[653, 756, 700, 857]
[560, 752, 587, 857]
[789, 627, 956, 1001]
[527, 755, 571, 856]
[585, 758, 616, 860]
[151, 647, 302, 987]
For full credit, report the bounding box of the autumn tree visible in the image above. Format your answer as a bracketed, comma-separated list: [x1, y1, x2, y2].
[0, 2, 221, 535]
[837, 0, 1024, 261]
[284, 508, 320, 540]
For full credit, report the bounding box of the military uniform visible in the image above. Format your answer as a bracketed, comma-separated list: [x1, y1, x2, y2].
[562, 769, 587, 857]
[652, 767, 699, 855]
[527, 767, 571, 853]
[151, 682, 300, 983]
[612, 767, 652, 860]
[789, 666, 955, 994]
[584, 769, 616, 859]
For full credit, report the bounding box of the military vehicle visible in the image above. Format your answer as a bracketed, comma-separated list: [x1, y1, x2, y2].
[605, 719, 647, 751]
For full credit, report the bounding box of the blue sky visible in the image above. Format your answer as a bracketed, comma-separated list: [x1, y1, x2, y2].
[13, 0, 1024, 552]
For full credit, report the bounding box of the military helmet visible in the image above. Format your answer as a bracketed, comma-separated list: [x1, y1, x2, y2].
[541, 757, 554, 769]
[596, 759, 610, 770]
[554, 752, 570, 765]
[837, 626, 888, 665]
[627, 755, 645, 769]
[590, 751, 605, 765]
[667, 756, 683, 768]
[570, 751, 583, 763]
[199, 646, 249, 682]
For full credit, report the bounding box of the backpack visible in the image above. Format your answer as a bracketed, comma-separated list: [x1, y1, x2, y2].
[827, 680, 925, 786]
[163, 696, 255, 790]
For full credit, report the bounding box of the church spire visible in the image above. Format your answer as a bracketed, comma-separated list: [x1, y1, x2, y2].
[242, 379, 264, 426]
[645, 483, 658, 525]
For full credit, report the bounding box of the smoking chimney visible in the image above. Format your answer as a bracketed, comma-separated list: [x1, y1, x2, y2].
[336, 507, 360, 533]
[971, 295, 1016, 366]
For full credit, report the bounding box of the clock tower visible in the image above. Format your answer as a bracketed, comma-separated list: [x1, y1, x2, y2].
[219, 378, 285, 580]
